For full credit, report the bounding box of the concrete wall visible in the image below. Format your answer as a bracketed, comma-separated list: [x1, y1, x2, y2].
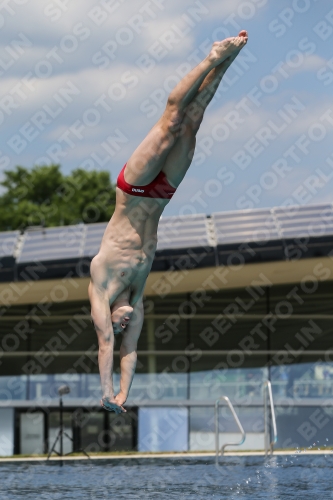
[190, 432, 265, 451]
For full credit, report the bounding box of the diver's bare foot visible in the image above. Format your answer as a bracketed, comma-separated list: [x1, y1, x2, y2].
[209, 30, 248, 66]
[214, 44, 246, 75]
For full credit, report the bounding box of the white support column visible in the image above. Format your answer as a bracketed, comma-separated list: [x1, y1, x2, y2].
[0, 408, 14, 456]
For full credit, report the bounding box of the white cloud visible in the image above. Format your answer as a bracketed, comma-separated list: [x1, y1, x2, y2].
[276, 53, 328, 80]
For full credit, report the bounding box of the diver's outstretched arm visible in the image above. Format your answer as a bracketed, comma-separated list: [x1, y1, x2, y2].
[89, 281, 126, 413]
[115, 299, 144, 407]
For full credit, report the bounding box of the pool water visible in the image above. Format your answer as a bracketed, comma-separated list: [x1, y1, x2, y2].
[0, 454, 332, 499]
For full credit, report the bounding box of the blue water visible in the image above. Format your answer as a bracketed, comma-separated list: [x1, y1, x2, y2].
[0, 454, 332, 499]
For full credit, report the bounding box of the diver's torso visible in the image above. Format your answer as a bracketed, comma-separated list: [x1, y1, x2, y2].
[91, 188, 169, 305]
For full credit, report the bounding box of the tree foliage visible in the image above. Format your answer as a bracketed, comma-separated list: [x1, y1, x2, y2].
[0, 165, 116, 231]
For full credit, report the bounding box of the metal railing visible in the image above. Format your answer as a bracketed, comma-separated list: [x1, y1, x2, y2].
[264, 380, 277, 455]
[215, 396, 246, 461]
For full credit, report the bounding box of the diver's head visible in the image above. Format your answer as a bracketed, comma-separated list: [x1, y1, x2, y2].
[111, 300, 133, 334]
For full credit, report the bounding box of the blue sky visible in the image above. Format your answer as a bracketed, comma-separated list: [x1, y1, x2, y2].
[1, 0, 332, 216]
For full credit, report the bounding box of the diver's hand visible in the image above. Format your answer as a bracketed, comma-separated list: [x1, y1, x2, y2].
[114, 393, 127, 413]
[100, 397, 126, 414]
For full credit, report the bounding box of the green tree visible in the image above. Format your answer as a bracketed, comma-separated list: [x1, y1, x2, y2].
[0, 164, 116, 231]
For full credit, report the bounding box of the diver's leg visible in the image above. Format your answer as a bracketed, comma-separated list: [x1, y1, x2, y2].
[124, 32, 247, 186]
[162, 37, 247, 187]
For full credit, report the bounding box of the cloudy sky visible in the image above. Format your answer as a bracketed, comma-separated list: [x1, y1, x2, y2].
[1, 0, 333, 216]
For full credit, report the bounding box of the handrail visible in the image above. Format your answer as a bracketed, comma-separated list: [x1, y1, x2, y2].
[263, 380, 277, 455]
[215, 396, 246, 461]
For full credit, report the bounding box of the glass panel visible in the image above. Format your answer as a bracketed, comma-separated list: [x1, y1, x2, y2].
[0, 376, 27, 400]
[275, 405, 333, 449]
[85, 374, 102, 398]
[18, 362, 333, 402]
[27, 373, 102, 400]
[25, 372, 188, 401]
[138, 407, 188, 452]
[190, 366, 268, 401]
[20, 412, 44, 455]
[271, 362, 333, 399]
[127, 373, 187, 401]
[189, 406, 265, 451]
[29, 373, 80, 399]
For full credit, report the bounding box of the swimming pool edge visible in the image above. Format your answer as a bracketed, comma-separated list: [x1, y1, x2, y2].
[1, 450, 333, 462]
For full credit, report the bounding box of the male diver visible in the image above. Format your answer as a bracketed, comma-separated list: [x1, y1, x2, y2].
[89, 31, 248, 413]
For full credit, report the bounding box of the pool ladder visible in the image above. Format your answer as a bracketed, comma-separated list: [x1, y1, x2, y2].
[215, 396, 246, 461]
[215, 382, 277, 460]
[264, 380, 277, 456]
